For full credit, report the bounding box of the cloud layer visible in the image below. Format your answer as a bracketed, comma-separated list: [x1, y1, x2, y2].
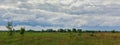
[0, 0, 120, 30]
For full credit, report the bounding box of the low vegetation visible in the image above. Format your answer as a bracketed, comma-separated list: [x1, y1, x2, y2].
[0, 21, 119, 45]
[0, 32, 120, 45]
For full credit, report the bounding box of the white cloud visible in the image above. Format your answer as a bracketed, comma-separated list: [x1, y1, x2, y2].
[0, 0, 120, 30]
[0, 26, 7, 30]
[2, 13, 36, 22]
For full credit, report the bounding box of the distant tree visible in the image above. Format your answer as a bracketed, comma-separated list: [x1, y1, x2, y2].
[67, 29, 71, 32]
[46, 29, 54, 32]
[20, 27, 25, 36]
[13, 28, 15, 32]
[41, 29, 45, 32]
[111, 30, 116, 33]
[27, 29, 34, 32]
[77, 29, 82, 32]
[85, 30, 95, 33]
[77, 29, 82, 36]
[6, 21, 13, 36]
[13, 28, 16, 33]
[72, 28, 77, 32]
[58, 29, 66, 32]
[98, 30, 101, 32]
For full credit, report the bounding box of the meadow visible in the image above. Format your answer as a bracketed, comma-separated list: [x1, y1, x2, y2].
[0, 32, 120, 45]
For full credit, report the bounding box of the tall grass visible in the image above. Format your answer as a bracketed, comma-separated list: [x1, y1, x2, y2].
[0, 32, 120, 45]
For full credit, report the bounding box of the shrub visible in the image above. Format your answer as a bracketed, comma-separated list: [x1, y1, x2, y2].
[58, 29, 66, 32]
[20, 27, 25, 36]
[72, 28, 77, 32]
[46, 29, 55, 32]
[6, 21, 13, 36]
[67, 29, 71, 32]
[77, 29, 82, 33]
[111, 30, 116, 33]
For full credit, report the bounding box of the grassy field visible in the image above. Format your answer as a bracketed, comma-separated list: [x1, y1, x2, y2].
[0, 32, 120, 45]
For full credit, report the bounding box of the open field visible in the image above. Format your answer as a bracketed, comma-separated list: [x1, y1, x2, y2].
[0, 32, 120, 45]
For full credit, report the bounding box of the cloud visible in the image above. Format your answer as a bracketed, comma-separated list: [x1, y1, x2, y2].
[0, 0, 120, 30]
[0, 26, 7, 30]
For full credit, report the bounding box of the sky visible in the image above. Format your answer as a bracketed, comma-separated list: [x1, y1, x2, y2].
[0, 0, 120, 31]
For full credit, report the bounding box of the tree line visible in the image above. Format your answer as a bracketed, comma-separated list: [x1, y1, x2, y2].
[6, 21, 25, 36]
[5, 21, 118, 36]
[26, 29, 118, 33]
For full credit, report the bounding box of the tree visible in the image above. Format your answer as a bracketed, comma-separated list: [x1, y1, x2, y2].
[111, 30, 116, 33]
[72, 28, 77, 32]
[58, 29, 66, 32]
[20, 27, 25, 36]
[13, 28, 16, 33]
[67, 29, 71, 32]
[77, 29, 82, 36]
[6, 21, 13, 36]
[77, 29, 82, 32]
[46, 29, 54, 32]
[41, 29, 45, 32]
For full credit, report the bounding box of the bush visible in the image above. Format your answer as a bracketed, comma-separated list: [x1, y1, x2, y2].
[67, 29, 71, 32]
[77, 29, 82, 33]
[20, 27, 25, 35]
[6, 21, 13, 36]
[72, 28, 77, 32]
[111, 30, 116, 33]
[46, 29, 56, 32]
[58, 29, 66, 32]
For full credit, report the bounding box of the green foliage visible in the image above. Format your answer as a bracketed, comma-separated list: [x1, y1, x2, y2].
[6, 21, 13, 29]
[6, 21, 13, 36]
[57, 29, 66, 32]
[20, 27, 25, 35]
[41, 29, 45, 32]
[72, 28, 77, 32]
[77, 29, 82, 33]
[67, 29, 71, 32]
[46, 29, 56, 32]
[77, 29, 82, 36]
[111, 30, 116, 33]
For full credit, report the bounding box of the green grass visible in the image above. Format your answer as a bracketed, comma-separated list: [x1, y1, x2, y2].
[0, 32, 120, 45]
